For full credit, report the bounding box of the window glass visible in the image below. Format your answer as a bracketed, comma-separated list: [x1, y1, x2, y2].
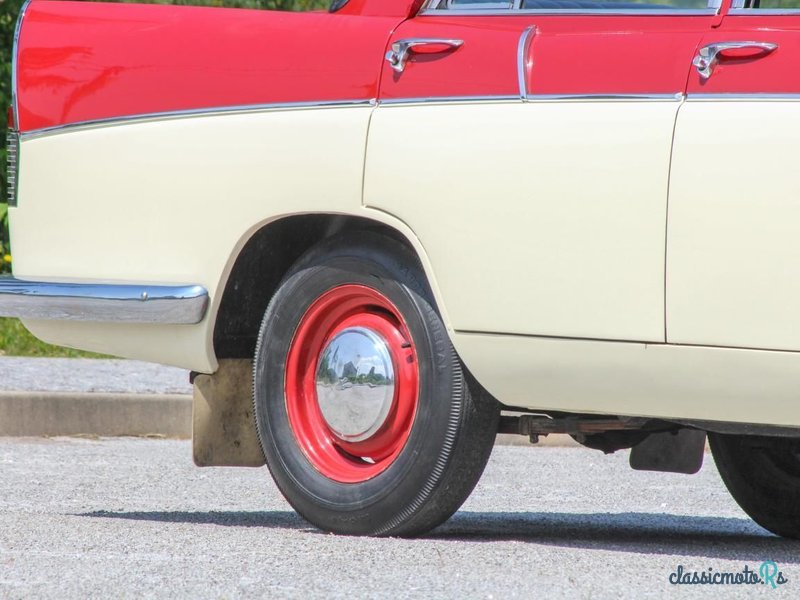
[521, 0, 711, 7]
[446, 0, 513, 6]
[737, 0, 800, 8]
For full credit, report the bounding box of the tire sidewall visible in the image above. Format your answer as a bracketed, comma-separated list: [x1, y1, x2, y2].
[710, 433, 800, 538]
[254, 239, 462, 534]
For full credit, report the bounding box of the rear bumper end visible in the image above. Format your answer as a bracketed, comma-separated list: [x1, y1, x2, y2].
[0, 276, 208, 324]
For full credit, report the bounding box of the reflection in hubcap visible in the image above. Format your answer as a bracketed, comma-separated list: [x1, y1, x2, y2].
[315, 327, 396, 443]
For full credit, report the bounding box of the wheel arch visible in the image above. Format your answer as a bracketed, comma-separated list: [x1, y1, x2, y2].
[211, 212, 452, 363]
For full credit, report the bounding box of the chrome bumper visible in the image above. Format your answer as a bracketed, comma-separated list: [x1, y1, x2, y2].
[0, 277, 208, 324]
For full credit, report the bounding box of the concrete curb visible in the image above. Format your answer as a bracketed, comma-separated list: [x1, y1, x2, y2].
[0, 391, 580, 446]
[0, 392, 192, 438]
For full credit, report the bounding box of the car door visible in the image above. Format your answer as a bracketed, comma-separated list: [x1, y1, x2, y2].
[365, 0, 716, 342]
[668, 2, 800, 350]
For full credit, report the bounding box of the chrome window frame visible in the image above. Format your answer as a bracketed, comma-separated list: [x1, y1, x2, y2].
[421, 0, 720, 15]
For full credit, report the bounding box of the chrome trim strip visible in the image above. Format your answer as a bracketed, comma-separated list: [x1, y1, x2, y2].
[687, 93, 800, 101]
[729, 8, 800, 14]
[19, 99, 375, 140]
[419, 8, 718, 16]
[378, 94, 682, 106]
[379, 96, 519, 106]
[517, 26, 536, 100]
[527, 93, 684, 101]
[0, 277, 209, 324]
[19, 93, 692, 137]
[11, 0, 32, 126]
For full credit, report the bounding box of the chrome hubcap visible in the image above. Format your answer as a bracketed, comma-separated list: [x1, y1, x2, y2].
[315, 327, 396, 443]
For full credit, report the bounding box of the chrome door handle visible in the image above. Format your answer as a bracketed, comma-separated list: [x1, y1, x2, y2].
[692, 41, 778, 80]
[385, 38, 464, 73]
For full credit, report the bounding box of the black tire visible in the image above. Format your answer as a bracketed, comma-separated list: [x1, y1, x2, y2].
[709, 432, 800, 539]
[253, 232, 499, 537]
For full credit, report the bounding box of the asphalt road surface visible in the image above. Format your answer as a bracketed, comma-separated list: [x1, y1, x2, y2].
[1, 438, 797, 599]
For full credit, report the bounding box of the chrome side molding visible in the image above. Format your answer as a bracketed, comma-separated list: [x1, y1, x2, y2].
[526, 93, 684, 101]
[0, 277, 209, 324]
[20, 99, 375, 141]
[517, 26, 536, 100]
[377, 93, 682, 106]
[687, 93, 800, 101]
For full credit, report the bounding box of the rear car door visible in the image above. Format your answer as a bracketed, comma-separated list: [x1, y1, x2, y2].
[668, 3, 800, 350]
[365, 0, 716, 342]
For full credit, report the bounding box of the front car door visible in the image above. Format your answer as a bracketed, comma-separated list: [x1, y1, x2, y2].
[668, 1, 800, 350]
[366, 0, 716, 343]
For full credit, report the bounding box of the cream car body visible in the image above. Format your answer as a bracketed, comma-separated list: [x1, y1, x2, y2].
[6, 0, 800, 429]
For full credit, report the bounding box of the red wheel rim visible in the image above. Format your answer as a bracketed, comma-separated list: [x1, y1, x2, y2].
[285, 284, 419, 483]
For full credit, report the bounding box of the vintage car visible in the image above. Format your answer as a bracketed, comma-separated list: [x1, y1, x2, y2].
[2, 0, 800, 538]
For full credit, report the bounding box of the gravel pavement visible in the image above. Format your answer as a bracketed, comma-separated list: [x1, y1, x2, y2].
[0, 358, 191, 395]
[1, 439, 797, 599]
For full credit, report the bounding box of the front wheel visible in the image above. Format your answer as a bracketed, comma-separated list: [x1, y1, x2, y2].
[709, 433, 800, 539]
[253, 233, 499, 537]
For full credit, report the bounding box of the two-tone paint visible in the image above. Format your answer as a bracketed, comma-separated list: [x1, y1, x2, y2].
[7, 0, 800, 428]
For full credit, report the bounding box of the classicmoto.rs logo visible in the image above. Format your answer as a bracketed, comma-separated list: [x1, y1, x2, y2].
[668, 562, 788, 589]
